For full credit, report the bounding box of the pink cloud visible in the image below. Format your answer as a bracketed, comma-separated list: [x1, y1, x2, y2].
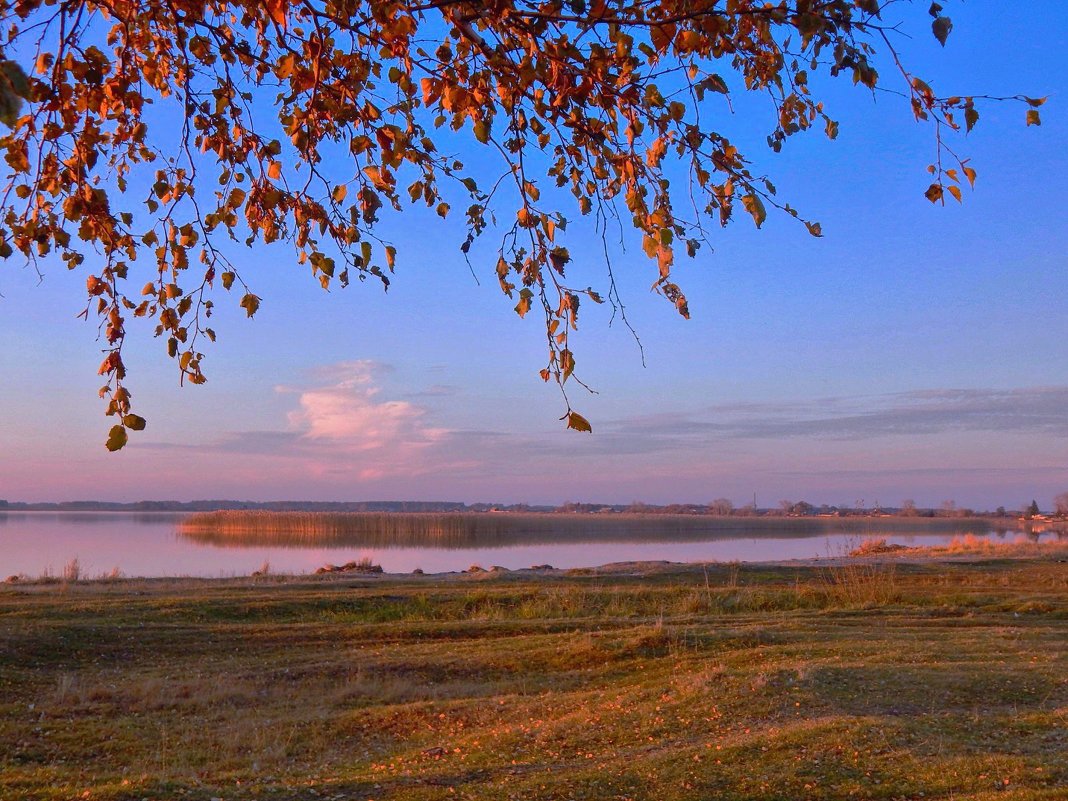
[285, 361, 452, 479]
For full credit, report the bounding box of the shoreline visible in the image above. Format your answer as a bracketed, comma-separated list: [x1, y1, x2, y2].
[4, 539, 1066, 592]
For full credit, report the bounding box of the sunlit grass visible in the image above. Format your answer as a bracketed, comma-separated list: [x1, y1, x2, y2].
[1, 559, 1065, 800]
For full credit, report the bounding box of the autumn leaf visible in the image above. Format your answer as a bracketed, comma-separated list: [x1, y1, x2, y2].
[240, 293, 261, 317]
[0, 1, 1039, 447]
[742, 194, 767, 228]
[105, 425, 128, 452]
[515, 288, 533, 318]
[932, 16, 952, 47]
[566, 411, 592, 433]
[265, 0, 289, 28]
[122, 414, 147, 431]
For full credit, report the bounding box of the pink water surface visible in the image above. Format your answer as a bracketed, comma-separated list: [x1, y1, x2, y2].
[1, 512, 1039, 578]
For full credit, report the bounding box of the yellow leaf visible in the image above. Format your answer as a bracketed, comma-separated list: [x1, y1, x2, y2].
[566, 411, 592, 433]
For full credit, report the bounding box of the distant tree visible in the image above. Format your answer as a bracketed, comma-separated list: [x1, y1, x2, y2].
[734, 503, 757, 518]
[779, 500, 814, 516]
[899, 499, 918, 517]
[558, 501, 606, 513]
[1025, 499, 1041, 519]
[1054, 493, 1068, 518]
[708, 498, 734, 516]
[995, 506, 1007, 517]
[0, 1, 1044, 448]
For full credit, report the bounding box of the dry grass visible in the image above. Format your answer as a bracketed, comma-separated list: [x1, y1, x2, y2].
[179, 509, 995, 549]
[920, 533, 1068, 558]
[848, 537, 908, 556]
[315, 556, 384, 574]
[61, 558, 80, 583]
[1, 558, 1065, 800]
[818, 562, 900, 606]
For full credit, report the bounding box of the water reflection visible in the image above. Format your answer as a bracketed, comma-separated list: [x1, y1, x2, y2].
[177, 511, 993, 550]
[0, 511, 1062, 578]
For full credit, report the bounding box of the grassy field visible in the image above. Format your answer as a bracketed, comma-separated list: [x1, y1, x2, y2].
[1, 558, 1066, 800]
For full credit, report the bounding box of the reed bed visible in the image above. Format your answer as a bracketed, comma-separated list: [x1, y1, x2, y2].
[179, 510, 992, 549]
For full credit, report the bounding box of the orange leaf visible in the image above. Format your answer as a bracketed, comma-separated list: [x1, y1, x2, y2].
[265, 0, 288, 28]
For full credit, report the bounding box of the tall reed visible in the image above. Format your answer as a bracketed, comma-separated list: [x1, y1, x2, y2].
[178, 510, 990, 550]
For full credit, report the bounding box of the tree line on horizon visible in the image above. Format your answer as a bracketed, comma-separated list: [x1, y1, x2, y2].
[4, 495, 1067, 518]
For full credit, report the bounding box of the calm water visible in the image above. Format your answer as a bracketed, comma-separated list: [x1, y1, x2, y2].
[0, 511, 1047, 578]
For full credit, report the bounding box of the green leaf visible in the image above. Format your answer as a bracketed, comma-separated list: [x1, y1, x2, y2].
[122, 414, 147, 431]
[105, 425, 128, 452]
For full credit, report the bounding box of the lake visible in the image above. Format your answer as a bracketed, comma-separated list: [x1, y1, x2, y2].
[0, 511, 1050, 579]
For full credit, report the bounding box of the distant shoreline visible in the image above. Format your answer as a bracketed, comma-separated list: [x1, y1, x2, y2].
[2, 499, 1063, 524]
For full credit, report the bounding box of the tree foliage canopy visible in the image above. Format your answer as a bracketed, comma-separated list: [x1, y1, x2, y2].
[0, 0, 1044, 448]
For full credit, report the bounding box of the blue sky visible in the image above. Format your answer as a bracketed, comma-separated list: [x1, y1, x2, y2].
[1, 3, 1066, 508]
